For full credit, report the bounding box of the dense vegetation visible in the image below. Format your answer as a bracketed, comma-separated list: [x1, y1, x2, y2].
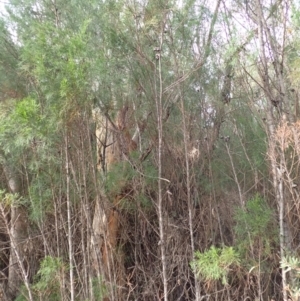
[0, 0, 300, 300]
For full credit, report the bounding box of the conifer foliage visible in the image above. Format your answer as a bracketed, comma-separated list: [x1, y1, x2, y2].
[0, 0, 299, 300]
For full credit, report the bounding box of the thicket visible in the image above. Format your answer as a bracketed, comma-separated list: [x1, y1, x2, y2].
[0, 0, 299, 301]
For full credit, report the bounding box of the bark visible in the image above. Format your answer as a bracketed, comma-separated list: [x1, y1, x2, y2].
[92, 106, 138, 300]
[64, 135, 74, 301]
[156, 34, 168, 301]
[253, 1, 290, 299]
[2, 163, 32, 301]
[179, 91, 201, 300]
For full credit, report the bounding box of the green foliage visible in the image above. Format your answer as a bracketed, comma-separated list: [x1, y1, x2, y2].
[120, 194, 153, 212]
[0, 189, 22, 207]
[191, 246, 240, 285]
[0, 0, 292, 300]
[15, 256, 66, 301]
[0, 97, 49, 161]
[141, 159, 158, 189]
[213, 104, 267, 194]
[0, 18, 25, 99]
[235, 108, 267, 171]
[0, 97, 61, 223]
[234, 195, 274, 240]
[137, 194, 152, 210]
[234, 195, 277, 268]
[21, 20, 92, 122]
[28, 181, 54, 222]
[91, 276, 108, 301]
[32, 256, 66, 301]
[281, 256, 300, 300]
[15, 286, 29, 301]
[105, 161, 136, 196]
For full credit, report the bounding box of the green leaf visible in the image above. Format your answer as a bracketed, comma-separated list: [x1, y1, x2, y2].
[191, 246, 240, 285]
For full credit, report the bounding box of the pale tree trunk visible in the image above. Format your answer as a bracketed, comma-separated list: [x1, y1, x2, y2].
[1, 163, 32, 301]
[254, 0, 291, 299]
[91, 106, 139, 301]
[179, 93, 201, 301]
[155, 32, 168, 301]
[64, 134, 75, 301]
[90, 108, 108, 279]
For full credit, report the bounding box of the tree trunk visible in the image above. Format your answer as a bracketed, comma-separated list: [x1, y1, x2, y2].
[91, 106, 138, 300]
[2, 163, 32, 301]
[254, 0, 291, 298]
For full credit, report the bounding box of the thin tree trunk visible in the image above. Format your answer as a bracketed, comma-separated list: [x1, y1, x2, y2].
[64, 135, 75, 301]
[254, 0, 288, 298]
[179, 90, 200, 300]
[155, 32, 168, 301]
